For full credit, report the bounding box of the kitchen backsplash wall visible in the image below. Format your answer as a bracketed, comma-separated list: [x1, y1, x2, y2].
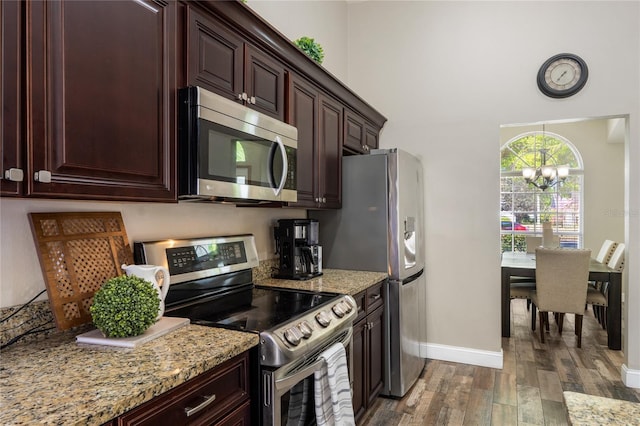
[0, 198, 304, 309]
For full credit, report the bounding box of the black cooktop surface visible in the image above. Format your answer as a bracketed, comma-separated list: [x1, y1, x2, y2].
[167, 286, 338, 332]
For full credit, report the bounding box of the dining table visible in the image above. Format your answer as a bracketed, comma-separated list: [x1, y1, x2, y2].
[501, 251, 622, 350]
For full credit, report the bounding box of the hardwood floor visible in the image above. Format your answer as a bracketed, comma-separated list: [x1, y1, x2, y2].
[361, 299, 640, 425]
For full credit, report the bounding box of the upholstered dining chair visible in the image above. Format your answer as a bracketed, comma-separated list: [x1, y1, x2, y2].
[509, 236, 542, 311]
[530, 248, 591, 348]
[587, 243, 625, 329]
[587, 239, 618, 324]
[596, 240, 618, 264]
[526, 236, 542, 253]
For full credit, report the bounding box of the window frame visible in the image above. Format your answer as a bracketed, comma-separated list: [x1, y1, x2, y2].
[500, 131, 584, 253]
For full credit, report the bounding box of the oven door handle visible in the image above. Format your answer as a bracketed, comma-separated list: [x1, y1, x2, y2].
[274, 327, 352, 393]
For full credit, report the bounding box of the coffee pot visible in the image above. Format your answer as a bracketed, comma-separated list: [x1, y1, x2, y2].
[121, 264, 170, 320]
[273, 219, 323, 280]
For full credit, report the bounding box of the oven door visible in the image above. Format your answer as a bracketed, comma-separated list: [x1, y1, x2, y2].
[261, 328, 353, 426]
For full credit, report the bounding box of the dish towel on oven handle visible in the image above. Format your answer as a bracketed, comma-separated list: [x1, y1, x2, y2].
[314, 342, 355, 426]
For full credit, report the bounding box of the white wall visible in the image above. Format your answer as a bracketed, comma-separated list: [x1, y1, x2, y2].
[247, 0, 349, 83]
[500, 118, 626, 253]
[345, 0, 639, 379]
[0, 198, 305, 307]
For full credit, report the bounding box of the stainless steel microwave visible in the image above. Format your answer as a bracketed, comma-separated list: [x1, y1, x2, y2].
[178, 86, 297, 203]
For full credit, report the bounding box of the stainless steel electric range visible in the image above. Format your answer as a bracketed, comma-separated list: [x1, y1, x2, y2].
[133, 234, 356, 426]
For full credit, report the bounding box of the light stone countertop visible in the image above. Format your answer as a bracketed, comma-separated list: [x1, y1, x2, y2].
[0, 268, 384, 425]
[563, 391, 640, 425]
[0, 324, 258, 425]
[255, 268, 388, 295]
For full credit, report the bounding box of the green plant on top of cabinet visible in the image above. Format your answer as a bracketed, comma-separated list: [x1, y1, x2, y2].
[21, 0, 177, 201]
[187, 6, 286, 121]
[287, 73, 342, 209]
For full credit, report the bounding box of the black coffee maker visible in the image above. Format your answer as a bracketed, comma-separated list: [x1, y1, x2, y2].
[273, 219, 323, 280]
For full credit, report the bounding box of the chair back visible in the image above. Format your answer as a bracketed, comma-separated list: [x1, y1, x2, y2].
[608, 243, 625, 271]
[525, 236, 542, 253]
[534, 248, 591, 314]
[596, 240, 617, 264]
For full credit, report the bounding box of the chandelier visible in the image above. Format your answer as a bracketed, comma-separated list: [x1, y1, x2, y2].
[521, 126, 569, 191]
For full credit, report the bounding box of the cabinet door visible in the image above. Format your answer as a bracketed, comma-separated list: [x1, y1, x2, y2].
[187, 6, 244, 101]
[287, 73, 318, 208]
[245, 45, 285, 121]
[351, 318, 367, 422]
[365, 123, 380, 152]
[367, 305, 385, 405]
[0, 0, 22, 196]
[318, 94, 342, 209]
[343, 109, 365, 154]
[27, 0, 176, 201]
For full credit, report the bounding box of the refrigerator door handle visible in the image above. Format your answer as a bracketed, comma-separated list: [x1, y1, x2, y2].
[399, 268, 425, 286]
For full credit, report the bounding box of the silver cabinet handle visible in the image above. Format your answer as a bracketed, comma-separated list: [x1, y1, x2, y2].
[34, 170, 52, 183]
[184, 394, 216, 417]
[4, 168, 24, 182]
[250, 96, 256, 104]
[322, 197, 326, 203]
[370, 294, 381, 302]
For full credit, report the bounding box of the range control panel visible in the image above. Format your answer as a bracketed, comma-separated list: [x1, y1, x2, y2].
[166, 241, 246, 275]
[133, 234, 259, 285]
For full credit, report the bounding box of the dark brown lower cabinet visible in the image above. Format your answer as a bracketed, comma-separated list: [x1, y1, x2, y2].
[115, 351, 250, 426]
[351, 281, 385, 423]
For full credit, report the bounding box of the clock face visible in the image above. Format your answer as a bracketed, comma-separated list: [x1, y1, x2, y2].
[537, 53, 588, 98]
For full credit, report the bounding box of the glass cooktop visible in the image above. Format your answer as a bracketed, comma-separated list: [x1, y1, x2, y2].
[169, 286, 339, 332]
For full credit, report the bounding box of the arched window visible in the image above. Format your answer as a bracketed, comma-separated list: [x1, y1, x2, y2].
[500, 130, 584, 252]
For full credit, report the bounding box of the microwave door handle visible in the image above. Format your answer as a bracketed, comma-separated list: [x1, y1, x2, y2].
[272, 136, 288, 196]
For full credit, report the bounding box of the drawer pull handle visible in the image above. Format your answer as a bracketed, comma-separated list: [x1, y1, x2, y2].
[185, 394, 216, 417]
[370, 294, 381, 301]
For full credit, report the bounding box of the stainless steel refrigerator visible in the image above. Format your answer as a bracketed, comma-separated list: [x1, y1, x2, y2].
[310, 148, 426, 398]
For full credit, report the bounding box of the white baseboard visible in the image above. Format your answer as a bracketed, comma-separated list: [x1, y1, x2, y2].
[422, 342, 503, 369]
[622, 364, 640, 388]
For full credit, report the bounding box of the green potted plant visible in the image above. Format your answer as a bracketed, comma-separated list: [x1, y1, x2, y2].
[294, 36, 325, 64]
[90, 275, 160, 338]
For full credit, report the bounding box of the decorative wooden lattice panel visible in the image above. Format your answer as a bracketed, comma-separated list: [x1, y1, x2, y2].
[29, 212, 133, 330]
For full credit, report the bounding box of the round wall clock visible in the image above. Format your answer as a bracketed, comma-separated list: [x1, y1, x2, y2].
[537, 53, 588, 98]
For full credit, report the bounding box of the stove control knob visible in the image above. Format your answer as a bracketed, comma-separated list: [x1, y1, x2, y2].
[284, 328, 301, 346]
[340, 300, 353, 314]
[332, 303, 346, 318]
[315, 311, 332, 327]
[299, 321, 313, 339]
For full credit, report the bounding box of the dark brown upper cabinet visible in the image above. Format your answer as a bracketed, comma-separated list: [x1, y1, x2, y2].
[318, 94, 342, 208]
[344, 108, 380, 155]
[0, 0, 23, 196]
[187, 6, 285, 121]
[287, 73, 342, 209]
[23, 0, 177, 201]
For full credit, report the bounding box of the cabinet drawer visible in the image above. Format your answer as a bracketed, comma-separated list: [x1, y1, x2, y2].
[366, 280, 384, 311]
[117, 352, 249, 426]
